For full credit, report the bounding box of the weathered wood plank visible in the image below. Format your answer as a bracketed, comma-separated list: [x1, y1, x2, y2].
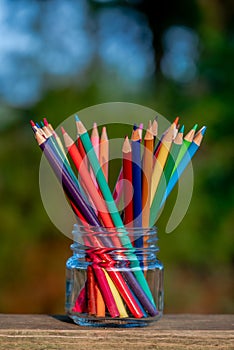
[0, 314, 233, 350]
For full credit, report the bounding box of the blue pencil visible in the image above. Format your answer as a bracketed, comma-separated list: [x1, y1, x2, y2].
[131, 128, 143, 245]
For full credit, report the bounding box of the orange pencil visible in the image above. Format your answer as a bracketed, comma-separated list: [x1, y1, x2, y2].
[154, 116, 179, 159]
[94, 281, 106, 317]
[142, 126, 154, 228]
[62, 127, 114, 228]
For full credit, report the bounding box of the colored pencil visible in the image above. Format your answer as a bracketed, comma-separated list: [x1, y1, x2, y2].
[102, 269, 128, 318]
[150, 123, 175, 206]
[43, 117, 68, 160]
[99, 126, 109, 181]
[159, 126, 207, 211]
[138, 122, 144, 140]
[154, 116, 179, 158]
[62, 127, 114, 228]
[94, 281, 106, 317]
[150, 125, 184, 226]
[87, 265, 97, 316]
[142, 126, 154, 228]
[112, 169, 123, 205]
[151, 117, 158, 146]
[122, 136, 133, 226]
[131, 128, 142, 229]
[90, 122, 100, 188]
[34, 131, 100, 226]
[171, 123, 198, 175]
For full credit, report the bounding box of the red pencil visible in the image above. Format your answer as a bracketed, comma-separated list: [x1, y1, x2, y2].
[62, 127, 114, 228]
[122, 136, 133, 226]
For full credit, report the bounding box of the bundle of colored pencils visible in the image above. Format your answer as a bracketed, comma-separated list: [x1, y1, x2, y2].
[30, 115, 206, 319]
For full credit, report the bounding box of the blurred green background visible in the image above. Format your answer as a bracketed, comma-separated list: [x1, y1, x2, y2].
[0, 0, 233, 315]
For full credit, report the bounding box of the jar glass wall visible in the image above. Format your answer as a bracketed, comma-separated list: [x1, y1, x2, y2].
[65, 224, 164, 327]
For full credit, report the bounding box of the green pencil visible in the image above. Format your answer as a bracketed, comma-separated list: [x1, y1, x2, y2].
[171, 123, 198, 175]
[150, 125, 184, 226]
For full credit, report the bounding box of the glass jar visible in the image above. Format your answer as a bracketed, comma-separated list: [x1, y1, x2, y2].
[65, 224, 164, 327]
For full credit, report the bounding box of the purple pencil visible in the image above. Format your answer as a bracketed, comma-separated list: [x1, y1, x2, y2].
[35, 131, 100, 226]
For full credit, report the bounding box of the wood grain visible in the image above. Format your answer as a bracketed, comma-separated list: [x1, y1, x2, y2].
[0, 314, 233, 350]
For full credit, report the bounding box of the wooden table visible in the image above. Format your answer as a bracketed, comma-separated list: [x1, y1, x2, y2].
[0, 314, 233, 349]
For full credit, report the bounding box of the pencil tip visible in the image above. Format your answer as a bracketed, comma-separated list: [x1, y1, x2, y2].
[43, 117, 48, 126]
[40, 121, 45, 127]
[174, 116, 179, 125]
[61, 126, 66, 135]
[75, 114, 80, 122]
[201, 126, 207, 135]
[193, 123, 198, 130]
[30, 120, 35, 127]
[122, 135, 131, 152]
[179, 125, 185, 133]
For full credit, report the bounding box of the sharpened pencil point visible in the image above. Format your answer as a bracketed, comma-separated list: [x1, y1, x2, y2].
[179, 125, 184, 133]
[61, 126, 66, 135]
[75, 114, 80, 122]
[122, 136, 132, 153]
[43, 118, 49, 126]
[201, 126, 207, 135]
[174, 116, 179, 126]
[30, 120, 35, 127]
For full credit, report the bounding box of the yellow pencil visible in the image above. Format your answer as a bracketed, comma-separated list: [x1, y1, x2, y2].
[150, 123, 175, 206]
[102, 269, 128, 318]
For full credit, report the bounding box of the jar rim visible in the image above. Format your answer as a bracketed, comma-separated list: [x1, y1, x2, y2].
[71, 224, 159, 250]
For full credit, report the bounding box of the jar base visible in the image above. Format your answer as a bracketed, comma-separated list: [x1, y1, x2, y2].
[67, 312, 163, 328]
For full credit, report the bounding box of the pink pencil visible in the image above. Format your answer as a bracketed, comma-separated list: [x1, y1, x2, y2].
[90, 122, 100, 189]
